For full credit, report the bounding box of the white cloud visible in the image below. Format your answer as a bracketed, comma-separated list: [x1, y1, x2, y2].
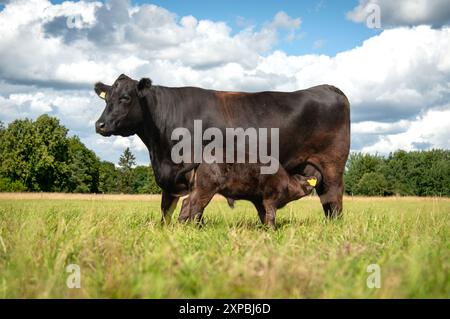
[352, 120, 411, 135]
[312, 39, 326, 49]
[361, 108, 450, 153]
[111, 135, 146, 152]
[9, 92, 52, 113]
[348, 0, 450, 27]
[0, 0, 303, 86]
[255, 26, 450, 122]
[86, 135, 148, 165]
[270, 11, 301, 41]
[271, 10, 301, 30]
[0, 88, 103, 133]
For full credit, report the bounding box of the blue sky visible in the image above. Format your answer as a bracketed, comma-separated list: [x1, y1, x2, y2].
[1, 0, 450, 165]
[143, 0, 381, 55]
[48, 0, 381, 56]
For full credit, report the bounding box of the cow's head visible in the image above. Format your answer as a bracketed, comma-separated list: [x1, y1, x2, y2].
[94, 74, 152, 137]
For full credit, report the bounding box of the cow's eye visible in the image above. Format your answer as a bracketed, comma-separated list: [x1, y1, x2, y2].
[119, 95, 131, 103]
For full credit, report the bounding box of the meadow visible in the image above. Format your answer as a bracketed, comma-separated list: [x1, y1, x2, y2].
[0, 193, 448, 298]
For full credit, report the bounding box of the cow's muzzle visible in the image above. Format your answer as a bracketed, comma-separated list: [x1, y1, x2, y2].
[95, 121, 111, 136]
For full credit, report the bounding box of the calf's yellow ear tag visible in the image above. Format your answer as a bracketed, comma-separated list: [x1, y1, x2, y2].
[307, 177, 317, 187]
[99, 91, 106, 99]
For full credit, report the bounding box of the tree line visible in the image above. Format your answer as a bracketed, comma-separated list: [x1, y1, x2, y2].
[0, 115, 160, 194]
[0, 115, 448, 196]
[344, 150, 449, 196]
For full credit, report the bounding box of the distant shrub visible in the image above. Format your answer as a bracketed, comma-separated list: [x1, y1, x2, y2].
[0, 176, 27, 192]
[355, 172, 389, 196]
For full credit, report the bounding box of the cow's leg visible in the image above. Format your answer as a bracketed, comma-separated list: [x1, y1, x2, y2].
[160, 191, 179, 224]
[316, 166, 344, 219]
[253, 201, 266, 225]
[262, 200, 277, 229]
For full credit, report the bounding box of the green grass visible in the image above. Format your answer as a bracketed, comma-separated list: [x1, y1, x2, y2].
[0, 196, 448, 298]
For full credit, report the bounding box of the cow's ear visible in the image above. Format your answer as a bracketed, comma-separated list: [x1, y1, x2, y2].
[137, 78, 152, 98]
[95, 82, 111, 100]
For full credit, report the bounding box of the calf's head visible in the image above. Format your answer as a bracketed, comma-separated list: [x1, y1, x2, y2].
[297, 175, 318, 197]
[94, 74, 152, 137]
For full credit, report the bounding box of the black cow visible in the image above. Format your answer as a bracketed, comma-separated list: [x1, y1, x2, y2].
[94, 74, 350, 222]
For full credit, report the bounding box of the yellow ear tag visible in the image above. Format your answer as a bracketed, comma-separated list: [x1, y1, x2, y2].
[99, 91, 106, 99]
[307, 178, 317, 187]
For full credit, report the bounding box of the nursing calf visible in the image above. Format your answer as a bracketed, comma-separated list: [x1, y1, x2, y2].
[179, 162, 317, 228]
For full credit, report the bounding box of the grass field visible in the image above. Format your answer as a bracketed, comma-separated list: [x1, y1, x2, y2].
[0, 193, 448, 298]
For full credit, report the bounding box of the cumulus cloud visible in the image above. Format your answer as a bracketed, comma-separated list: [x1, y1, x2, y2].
[348, 0, 450, 28]
[269, 10, 301, 41]
[0, 88, 100, 131]
[0, 0, 303, 87]
[312, 39, 326, 49]
[0, 0, 449, 164]
[256, 26, 450, 123]
[361, 108, 450, 153]
[81, 134, 148, 164]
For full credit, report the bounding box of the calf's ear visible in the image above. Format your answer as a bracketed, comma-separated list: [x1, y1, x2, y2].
[95, 82, 111, 100]
[137, 78, 152, 98]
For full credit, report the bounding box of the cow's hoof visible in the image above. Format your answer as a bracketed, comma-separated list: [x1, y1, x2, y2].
[160, 216, 172, 225]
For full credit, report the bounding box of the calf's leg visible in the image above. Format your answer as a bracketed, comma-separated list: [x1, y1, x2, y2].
[160, 191, 179, 224]
[262, 200, 277, 229]
[179, 188, 215, 224]
[178, 195, 191, 223]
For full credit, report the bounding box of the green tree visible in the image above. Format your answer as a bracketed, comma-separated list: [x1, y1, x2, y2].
[98, 161, 118, 193]
[147, 166, 162, 194]
[0, 118, 35, 190]
[32, 115, 70, 191]
[383, 150, 450, 196]
[65, 136, 100, 193]
[344, 153, 386, 195]
[425, 150, 450, 196]
[118, 147, 136, 193]
[0, 176, 27, 192]
[133, 165, 161, 194]
[344, 150, 450, 197]
[133, 165, 150, 194]
[355, 172, 389, 196]
[0, 115, 69, 191]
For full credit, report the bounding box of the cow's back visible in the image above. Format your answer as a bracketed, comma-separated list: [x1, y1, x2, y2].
[158, 84, 350, 173]
[204, 84, 350, 170]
